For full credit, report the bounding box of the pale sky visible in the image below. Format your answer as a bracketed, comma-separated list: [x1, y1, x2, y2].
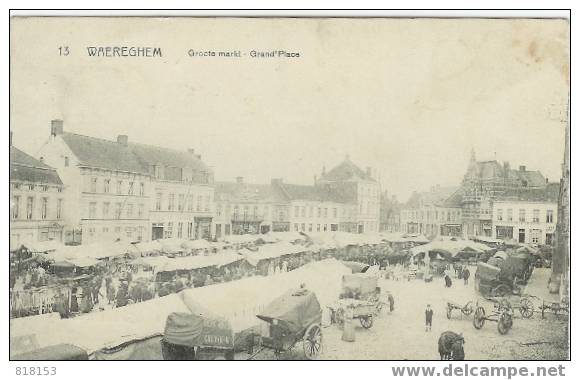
[10, 17, 569, 201]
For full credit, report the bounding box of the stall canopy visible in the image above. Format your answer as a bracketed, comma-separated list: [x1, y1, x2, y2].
[179, 259, 350, 332]
[410, 239, 489, 260]
[132, 240, 163, 256]
[10, 293, 191, 356]
[181, 239, 212, 251]
[241, 242, 307, 266]
[222, 234, 261, 245]
[22, 240, 63, 254]
[158, 238, 187, 254]
[157, 252, 245, 273]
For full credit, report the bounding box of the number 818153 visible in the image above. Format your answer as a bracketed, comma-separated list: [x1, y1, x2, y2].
[15, 367, 56, 376]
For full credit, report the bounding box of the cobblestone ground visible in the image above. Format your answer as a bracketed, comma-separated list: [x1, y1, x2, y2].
[246, 267, 569, 360]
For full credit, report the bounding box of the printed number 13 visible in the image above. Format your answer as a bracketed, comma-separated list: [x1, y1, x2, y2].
[58, 46, 70, 56]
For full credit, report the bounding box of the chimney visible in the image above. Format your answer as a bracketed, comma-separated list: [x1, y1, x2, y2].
[519, 165, 526, 172]
[187, 148, 195, 155]
[117, 135, 128, 146]
[236, 176, 244, 184]
[51, 119, 64, 136]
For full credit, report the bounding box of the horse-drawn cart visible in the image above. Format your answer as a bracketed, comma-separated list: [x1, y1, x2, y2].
[473, 298, 514, 335]
[254, 288, 323, 360]
[330, 274, 384, 329]
[446, 301, 474, 319]
[474, 262, 520, 297]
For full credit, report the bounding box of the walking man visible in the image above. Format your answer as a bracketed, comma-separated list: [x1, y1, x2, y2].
[425, 304, 434, 332]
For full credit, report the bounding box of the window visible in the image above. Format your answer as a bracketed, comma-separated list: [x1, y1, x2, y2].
[104, 179, 110, 193]
[253, 205, 258, 216]
[116, 180, 123, 194]
[178, 194, 185, 211]
[294, 223, 299, 232]
[168, 194, 175, 211]
[103, 202, 110, 218]
[317, 207, 321, 218]
[216, 204, 222, 216]
[497, 209, 503, 221]
[301, 207, 306, 217]
[56, 199, 62, 219]
[165, 222, 173, 238]
[128, 181, 134, 195]
[308, 223, 313, 232]
[546, 210, 554, 223]
[317, 224, 321, 232]
[11, 196, 19, 219]
[301, 223, 305, 232]
[138, 204, 144, 218]
[519, 209, 526, 223]
[64, 156, 69, 167]
[323, 224, 328, 232]
[187, 195, 193, 211]
[187, 222, 193, 238]
[507, 209, 513, 222]
[126, 204, 133, 218]
[294, 206, 299, 217]
[89, 202, 96, 219]
[531, 229, 541, 244]
[196, 195, 202, 211]
[155, 193, 162, 211]
[204, 196, 211, 212]
[90, 177, 97, 193]
[323, 208, 328, 218]
[40, 198, 48, 219]
[115, 203, 122, 219]
[26, 197, 34, 220]
[139, 182, 145, 196]
[333, 208, 337, 218]
[177, 222, 183, 238]
[533, 209, 540, 223]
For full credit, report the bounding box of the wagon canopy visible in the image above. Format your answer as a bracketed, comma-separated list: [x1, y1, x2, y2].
[163, 312, 234, 350]
[476, 262, 501, 281]
[256, 289, 322, 335]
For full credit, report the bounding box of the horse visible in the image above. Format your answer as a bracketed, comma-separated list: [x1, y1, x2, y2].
[438, 331, 465, 360]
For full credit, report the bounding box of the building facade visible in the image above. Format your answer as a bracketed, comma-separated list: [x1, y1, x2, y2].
[492, 196, 558, 245]
[129, 144, 214, 241]
[10, 141, 65, 250]
[379, 191, 401, 233]
[37, 121, 151, 244]
[460, 150, 550, 238]
[400, 186, 463, 238]
[316, 156, 381, 233]
[213, 177, 290, 237]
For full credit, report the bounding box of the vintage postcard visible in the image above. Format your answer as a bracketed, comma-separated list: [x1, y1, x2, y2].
[8, 15, 570, 363]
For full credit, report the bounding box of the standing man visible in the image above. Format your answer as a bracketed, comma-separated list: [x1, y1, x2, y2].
[425, 304, 434, 332]
[462, 266, 471, 286]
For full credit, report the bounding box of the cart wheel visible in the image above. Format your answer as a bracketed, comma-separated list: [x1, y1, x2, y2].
[462, 301, 474, 316]
[303, 324, 322, 360]
[446, 305, 452, 320]
[473, 306, 486, 329]
[359, 315, 374, 329]
[519, 298, 534, 319]
[498, 313, 511, 335]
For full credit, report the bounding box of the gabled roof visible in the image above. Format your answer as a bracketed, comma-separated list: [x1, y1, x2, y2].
[466, 159, 546, 187]
[496, 183, 560, 203]
[214, 182, 287, 203]
[129, 143, 210, 173]
[277, 183, 356, 203]
[508, 169, 546, 188]
[61, 133, 148, 174]
[10, 146, 63, 185]
[319, 157, 375, 182]
[405, 186, 460, 209]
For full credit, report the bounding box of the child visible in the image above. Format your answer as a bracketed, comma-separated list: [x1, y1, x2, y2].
[425, 304, 434, 332]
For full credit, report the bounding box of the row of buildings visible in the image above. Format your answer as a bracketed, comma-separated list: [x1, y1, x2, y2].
[9, 120, 381, 249]
[399, 150, 560, 246]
